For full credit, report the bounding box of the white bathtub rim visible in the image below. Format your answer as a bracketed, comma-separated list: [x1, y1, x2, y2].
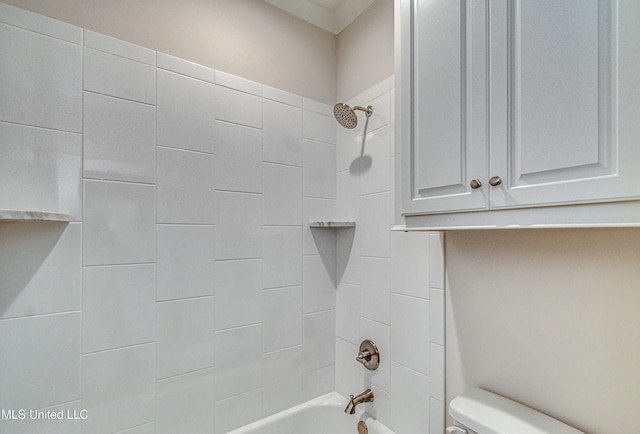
[226, 391, 393, 434]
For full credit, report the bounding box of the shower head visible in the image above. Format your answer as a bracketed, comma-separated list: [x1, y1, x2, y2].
[333, 103, 373, 129]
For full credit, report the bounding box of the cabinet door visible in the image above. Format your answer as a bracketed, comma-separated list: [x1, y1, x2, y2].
[489, 0, 640, 209]
[400, 0, 489, 215]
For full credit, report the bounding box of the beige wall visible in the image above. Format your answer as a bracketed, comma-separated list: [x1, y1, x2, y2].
[0, 0, 336, 104]
[336, 0, 394, 102]
[2, 0, 396, 104]
[445, 228, 640, 434]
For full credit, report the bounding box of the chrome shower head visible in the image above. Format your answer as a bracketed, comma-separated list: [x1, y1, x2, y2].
[333, 103, 373, 129]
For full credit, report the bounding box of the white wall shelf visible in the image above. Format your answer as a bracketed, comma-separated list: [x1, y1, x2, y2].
[308, 221, 356, 228]
[0, 210, 70, 223]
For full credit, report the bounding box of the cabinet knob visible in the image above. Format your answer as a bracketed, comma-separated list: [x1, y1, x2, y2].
[489, 176, 502, 187]
[470, 179, 482, 189]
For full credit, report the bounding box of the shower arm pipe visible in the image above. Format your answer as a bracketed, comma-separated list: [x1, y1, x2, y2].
[352, 105, 374, 117]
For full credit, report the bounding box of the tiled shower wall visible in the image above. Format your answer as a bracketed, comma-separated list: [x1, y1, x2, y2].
[0, 4, 446, 434]
[0, 4, 337, 433]
[333, 78, 446, 434]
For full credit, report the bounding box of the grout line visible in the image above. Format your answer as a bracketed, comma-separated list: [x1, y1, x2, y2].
[82, 341, 155, 357]
[82, 177, 156, 187]
[0, 119, 81, 135]
[156, 144, 215, 156]
[156, 294, 215, 304]
[0, 310, 81, 323]
[390, 359, 432, 379]
[156, 365, 215, 383]
[83, 89, 155, 107]
[214, 117, 262, 131]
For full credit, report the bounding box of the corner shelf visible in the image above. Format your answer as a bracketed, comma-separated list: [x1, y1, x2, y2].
[309, 221, 356, 228]
[0, 210, 70, 223]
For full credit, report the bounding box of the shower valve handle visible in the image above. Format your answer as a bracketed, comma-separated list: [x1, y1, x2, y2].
[356, 339, 379, 371]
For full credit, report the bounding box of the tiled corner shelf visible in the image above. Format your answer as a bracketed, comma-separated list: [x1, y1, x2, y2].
[308, 221, 356, 228]
[0, 210, 70, 222]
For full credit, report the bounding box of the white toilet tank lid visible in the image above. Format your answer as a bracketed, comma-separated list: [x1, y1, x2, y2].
[449, 389, 585, 434]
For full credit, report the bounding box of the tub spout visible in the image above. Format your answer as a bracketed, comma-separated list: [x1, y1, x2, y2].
[344, 389, 374, 414]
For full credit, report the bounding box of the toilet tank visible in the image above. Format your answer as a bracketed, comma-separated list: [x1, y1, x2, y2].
[447, 388, 586, 434]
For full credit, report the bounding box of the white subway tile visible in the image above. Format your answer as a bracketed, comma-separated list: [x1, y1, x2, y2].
[215, 121, 263, 193]
[390, 362, 431, 434]
[214, 389, 262, 434]
[115, 423, 155, 434]
[391, 294, 430, 375]
[263, 85, 302, 107]
[303, 197, 337, 255]
[264, 346, 303, 379]
[336, 283, 361, 344]
[302, 365, 335, 401]
[0, 313, 81, 410]
[336, 124, 363, 173]
[215, 86, 262, 128]
[157, 147, 215, 224]
[429, 232, 445, 289]
[0, 222, 81, 319]
[303, 139, 336, 199]
[366, 385, 392, 426]
[214, 324, 262, 400]
[263, 163, 303, 226]
[83, 180, 155, 265]
[263, 286, 303, 352]
[359, 89, 392, 133]
[361, 257, 391, 325]
[262, 365, 303, 417]
[336, 169, 360, 221]
[0, 3, 82, 43]
[215, 71, 262, 96]
[156, 297, 215, 379]
[430, 398, 445, 434]
[302, 98, 332, 116]
[83, 30, 155, 65]
[0, 122, 82, 220]
[83, 48, 155, 104]
[83, 92, 156, 183]
[157, 52, 215, 82]
[0, 24, 82, 132]
[215, 191, 262, 260]
[263, 99, 303, 166]
[303, 110, 335, 144]
[390, 230, 430, 299]
[430, 288, 445, 346]
[359, 192, 391, 258]
[335, 338, 363, 398]
[263, 346, 304, 415]
[82, 264, 155, 353]
[303, 255, 336, 313]
[359, 125, 392, 195]
[303, 310, 336, 371]
[430, 343, 445, 402]
[156, 368, 215, 434]
[156, 225, 215, 301]
[82, 344, 155, 433]
[336, 228, 360, 286]
[214, 259, 262, 330]
[262, 227, 302, 289]
[157, 69, 216, 153]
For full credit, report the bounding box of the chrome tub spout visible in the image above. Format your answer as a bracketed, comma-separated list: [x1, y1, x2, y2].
[344, 389, 374, 414]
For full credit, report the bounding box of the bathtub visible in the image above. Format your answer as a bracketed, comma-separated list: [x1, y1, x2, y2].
[227, 392, 396, 434]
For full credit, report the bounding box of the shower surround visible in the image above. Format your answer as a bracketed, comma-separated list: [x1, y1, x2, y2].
[0, 3, 445, 434]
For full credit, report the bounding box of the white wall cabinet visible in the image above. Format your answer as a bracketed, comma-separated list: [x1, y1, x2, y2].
[396, 0, 640, 228]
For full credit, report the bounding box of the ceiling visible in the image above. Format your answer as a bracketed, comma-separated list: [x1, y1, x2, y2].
[264, 0, 375, 34]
